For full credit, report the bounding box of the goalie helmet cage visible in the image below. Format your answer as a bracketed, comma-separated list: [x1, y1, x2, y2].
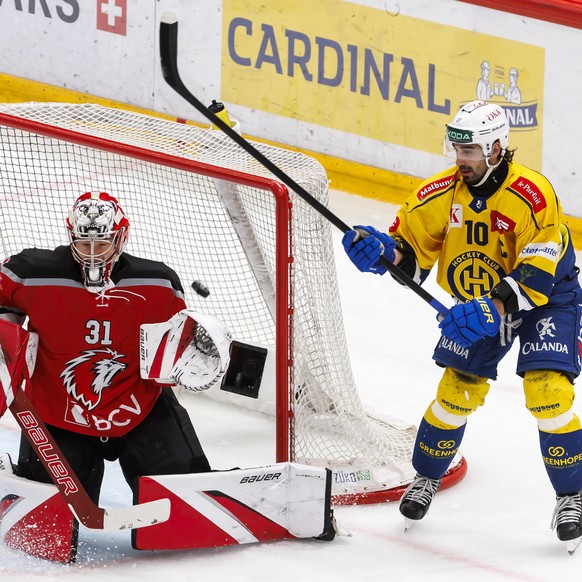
[0, 102, 466, 504]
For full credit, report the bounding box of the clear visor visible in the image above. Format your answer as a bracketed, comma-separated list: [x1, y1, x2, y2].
[444, 139, 486, 161]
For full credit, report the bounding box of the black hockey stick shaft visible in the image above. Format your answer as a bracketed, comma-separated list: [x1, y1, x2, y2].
[10, 386, 170, 530]
[159, 13, 448, 317]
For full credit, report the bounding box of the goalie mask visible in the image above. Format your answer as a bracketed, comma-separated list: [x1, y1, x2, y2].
[66, 192, 130, 292]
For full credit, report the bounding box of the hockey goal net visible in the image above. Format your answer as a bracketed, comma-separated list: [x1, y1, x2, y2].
[0, 102, 465, 503]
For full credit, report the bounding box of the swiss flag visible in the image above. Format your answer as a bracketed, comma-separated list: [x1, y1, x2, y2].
[96, 0, 127, 36]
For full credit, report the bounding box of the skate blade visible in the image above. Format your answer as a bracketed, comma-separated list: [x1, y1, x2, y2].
[567, 536, 582, 556]
[403, 517, 416, 533]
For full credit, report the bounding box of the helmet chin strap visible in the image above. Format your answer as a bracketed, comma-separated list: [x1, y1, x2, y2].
[472, 150, 504, 187]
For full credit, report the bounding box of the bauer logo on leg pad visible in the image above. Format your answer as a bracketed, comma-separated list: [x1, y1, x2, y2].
[240, 471, 281, 483]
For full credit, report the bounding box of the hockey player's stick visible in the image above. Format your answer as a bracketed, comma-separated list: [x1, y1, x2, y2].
[158, 13, 448, 318]
[9, 386, 171, 530]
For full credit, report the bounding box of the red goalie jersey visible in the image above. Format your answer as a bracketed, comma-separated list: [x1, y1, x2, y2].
[0, 246, 186, 437]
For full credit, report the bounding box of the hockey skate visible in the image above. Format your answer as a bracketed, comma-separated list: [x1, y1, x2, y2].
[551, 492, 582, 555]
[399, 473, 441, 531]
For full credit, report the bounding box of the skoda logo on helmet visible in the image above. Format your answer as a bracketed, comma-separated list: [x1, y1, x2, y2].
[446, 126, 473, 143]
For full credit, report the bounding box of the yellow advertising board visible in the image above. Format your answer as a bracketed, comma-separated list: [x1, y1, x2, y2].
[222, 0, 544, 169]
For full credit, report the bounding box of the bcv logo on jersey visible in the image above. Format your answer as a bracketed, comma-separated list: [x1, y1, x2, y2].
[60, 349, 149, 431]
[65, 393, 143, 431]
[61, 348, 127, 410]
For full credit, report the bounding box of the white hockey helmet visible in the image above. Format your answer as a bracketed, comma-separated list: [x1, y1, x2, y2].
[444, 100, 509, 160]
[66, 191, 130, 291]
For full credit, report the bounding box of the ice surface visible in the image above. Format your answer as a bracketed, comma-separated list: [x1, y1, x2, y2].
[0, 191, 579, 580]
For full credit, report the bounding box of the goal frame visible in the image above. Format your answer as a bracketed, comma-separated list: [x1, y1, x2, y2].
[0, 109, 297, 453]
[0, 106, 467, 505]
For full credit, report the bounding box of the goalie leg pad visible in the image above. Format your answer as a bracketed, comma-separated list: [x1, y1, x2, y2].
[131, 462, 333, 550]
[0, 453, 78, 563]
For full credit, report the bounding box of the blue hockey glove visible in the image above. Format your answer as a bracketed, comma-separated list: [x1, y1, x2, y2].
[438, 296, 502, 348]
[341, 225, 396, 275]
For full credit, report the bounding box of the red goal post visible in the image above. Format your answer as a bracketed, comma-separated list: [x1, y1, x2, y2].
[0, 102, 466, 504]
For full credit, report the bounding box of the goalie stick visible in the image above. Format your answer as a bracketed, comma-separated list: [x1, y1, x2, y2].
[9, 386, 171, 531]
[158, 12, 449, 318]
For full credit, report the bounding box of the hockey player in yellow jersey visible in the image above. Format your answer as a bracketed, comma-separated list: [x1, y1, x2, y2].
[342, 100, 582, 553]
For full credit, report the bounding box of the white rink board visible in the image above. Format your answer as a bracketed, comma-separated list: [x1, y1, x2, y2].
[0, 0, 580, 217]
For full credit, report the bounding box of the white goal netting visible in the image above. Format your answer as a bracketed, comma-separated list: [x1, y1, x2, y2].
[0, 102, 418, 499]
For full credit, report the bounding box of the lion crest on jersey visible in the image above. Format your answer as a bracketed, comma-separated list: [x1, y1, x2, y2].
[60, 349, 127, 410]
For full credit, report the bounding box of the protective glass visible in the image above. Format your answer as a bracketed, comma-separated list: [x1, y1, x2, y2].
[443, 140, 486, 161]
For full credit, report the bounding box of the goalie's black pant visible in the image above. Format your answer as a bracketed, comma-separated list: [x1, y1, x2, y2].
[17, 389, 211, 504]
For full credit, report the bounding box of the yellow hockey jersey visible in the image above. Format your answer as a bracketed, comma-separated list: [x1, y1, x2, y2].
[389, 161, 568, 309]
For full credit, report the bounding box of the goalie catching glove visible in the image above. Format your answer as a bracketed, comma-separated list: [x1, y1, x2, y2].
[140, 310, 232, 391]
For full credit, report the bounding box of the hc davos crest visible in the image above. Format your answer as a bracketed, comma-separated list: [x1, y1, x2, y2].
[61, 349, 127, 410]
